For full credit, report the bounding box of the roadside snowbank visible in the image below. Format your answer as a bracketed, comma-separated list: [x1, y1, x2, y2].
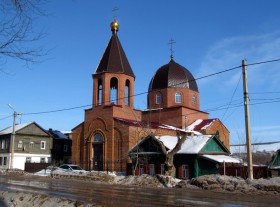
[1, 169, 280, 207]
[0, 190, 100, 207]
[190, 174, 280, 194]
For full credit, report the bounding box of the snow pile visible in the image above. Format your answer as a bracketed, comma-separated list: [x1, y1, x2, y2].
[112, 174, 181, 188]
[191, 174, 280, 194]
[0, 169, 31, 176]
[0, 190, 99, 207]
[155, 175, 181, 187]
[50, 170, 114, 183]
[249, 177, 280, 193]
[113, 174, 164, 187]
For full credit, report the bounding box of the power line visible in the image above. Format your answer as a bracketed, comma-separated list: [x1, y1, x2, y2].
[22, 65, 242, 115]
[250, 92, 280, 94]
[24, 104, 92, 115]
[250, 99, 280, 106]
[182, 98, 280, 118]
[0, 115, 13, 121]
[221, 72, 242, 121]
[246, 58, 280, 67]
[250, 97, 280, 101]
[20, 57, 280, 116]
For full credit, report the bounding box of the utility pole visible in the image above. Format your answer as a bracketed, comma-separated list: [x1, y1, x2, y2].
[9, 111, 16, 169]
[8, 104, 22, 169]
[242, 60, 253, 180]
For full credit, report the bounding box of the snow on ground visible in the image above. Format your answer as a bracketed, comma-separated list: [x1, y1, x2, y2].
[1, 169, 280, 207]
[0, 190, 99, 207]
[190, 174, 280, 194]
[38, 169, 280, 194]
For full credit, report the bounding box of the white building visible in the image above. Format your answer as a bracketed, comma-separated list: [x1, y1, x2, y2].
[0, 122, 52, 170]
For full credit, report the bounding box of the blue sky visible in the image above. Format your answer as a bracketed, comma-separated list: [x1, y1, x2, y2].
[1, 0, 280, 145]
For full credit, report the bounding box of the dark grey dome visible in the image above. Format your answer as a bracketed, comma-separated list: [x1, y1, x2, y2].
[148, 59, 198, 92]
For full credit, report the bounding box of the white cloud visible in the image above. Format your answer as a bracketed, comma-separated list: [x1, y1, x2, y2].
[197, 31, 280, 91]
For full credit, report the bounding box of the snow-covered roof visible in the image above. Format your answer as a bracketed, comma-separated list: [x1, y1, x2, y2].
[202, 155, 241, 163]
[60, 130, 72, 134]
[159, 124, 202, 135]
[231, 142, 280, 154]
[0, 123, 31, 135]
[187, 119, 217, 131]
[156, 135, 213, 154]
[51, 130, 69, 139]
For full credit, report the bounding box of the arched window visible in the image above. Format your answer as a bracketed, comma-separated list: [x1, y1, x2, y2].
[94, 133, 103, 143]
[156, 92, 162, 105]
[175, 92, 182, 103]
[125, 80, 130, 106]
[110, 77, 118, 104]
[192, 94, 196, 105]
[97, 79, 102, 105]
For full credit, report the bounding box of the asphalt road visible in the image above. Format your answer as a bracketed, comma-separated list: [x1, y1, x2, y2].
[0, 175, 279, 207]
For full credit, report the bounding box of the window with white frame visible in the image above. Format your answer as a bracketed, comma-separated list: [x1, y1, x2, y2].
[175, 92, 182, 103]
[40, 141, 46, 150]
[0, 157, 2, 166]
[18, 140, 23, 149]
[1, 139, 5, 149]
[26, 157, 31, 163]
[40, 157, 46, 163]
[64, 144, 68, 152]
[149, 164, 155, 176]
[156, 93, 162, 104]
[3, 157, 7, 165]
[182, 164, 189, 178]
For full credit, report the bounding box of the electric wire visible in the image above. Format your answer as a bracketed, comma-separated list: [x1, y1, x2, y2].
[10, 57, 280, 116]
[22, 64, 242, 116]
[246, 58, 280, 67]
[250, 92, 280, 94]
[221, 72, 242, 121]
[0, 115, 13, 121]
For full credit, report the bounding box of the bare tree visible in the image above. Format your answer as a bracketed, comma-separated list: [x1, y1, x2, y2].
[150, 131, 188, 176]
[0, 0, 46, 71]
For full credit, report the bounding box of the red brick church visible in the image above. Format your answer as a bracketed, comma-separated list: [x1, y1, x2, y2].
[72, 19, 230, 172]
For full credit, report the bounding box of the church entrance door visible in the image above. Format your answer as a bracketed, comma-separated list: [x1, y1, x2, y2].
[93, 133, 104, 171]
[93, 143, 103, 171]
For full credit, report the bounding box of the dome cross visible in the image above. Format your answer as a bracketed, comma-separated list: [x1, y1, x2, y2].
[168, 38, 176, 59]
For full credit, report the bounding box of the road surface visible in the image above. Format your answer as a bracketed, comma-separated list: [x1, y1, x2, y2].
[0, 175, 279, 207]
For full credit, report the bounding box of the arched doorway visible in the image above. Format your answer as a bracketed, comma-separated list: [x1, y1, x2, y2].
[93, 133, 104, 171]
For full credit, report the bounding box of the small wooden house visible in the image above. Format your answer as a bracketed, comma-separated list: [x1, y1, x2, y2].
[269, 149, 280, 177]
[128, 134, 240, 179]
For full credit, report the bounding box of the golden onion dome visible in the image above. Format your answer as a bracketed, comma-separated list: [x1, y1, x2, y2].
[110, 19, 119, 32]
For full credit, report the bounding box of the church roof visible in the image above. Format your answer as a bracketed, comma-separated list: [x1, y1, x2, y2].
[187, 119, 217, 131]
[95, 20, 135, 78]
[148, 59, 198, 92]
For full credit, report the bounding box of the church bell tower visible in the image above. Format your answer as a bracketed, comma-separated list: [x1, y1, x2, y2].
[92, 19, 135, 109]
